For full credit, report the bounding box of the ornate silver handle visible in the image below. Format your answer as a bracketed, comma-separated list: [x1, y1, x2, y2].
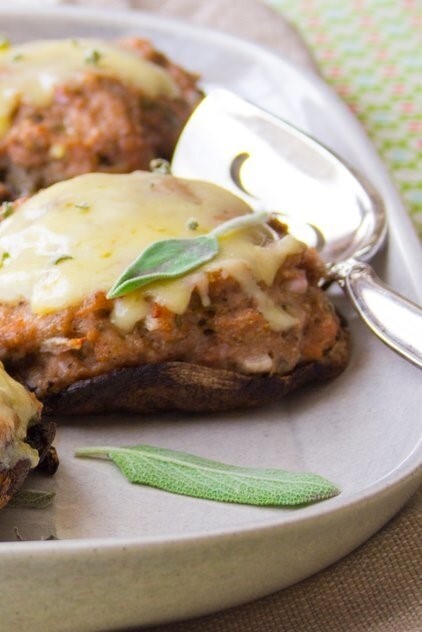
[330, 259, 422, 368]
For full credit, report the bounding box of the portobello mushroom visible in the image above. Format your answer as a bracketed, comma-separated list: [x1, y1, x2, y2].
[0, 171, 350, 415]
[43, 330, 349, 415]
[0, 362, 57, 509]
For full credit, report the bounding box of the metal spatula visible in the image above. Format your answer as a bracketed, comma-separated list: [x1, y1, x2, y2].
[172, 89, 422, 368]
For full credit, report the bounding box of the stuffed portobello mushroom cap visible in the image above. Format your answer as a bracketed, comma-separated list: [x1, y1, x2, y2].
[0, 171, 350, 415]
[0, 37, 201, 200]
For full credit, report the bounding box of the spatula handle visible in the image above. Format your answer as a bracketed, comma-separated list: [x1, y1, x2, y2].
[332, 259, 422, 368]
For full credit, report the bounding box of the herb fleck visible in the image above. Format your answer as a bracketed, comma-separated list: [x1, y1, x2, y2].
[0, 252, 10, 269]
[11, 53, 24, 62]
[74, 202, 90, 211]
[52, 255, 74, 265]
[187, 218, 199, 231]
[84, 49, 102, 65]
[1, 201, 14, 218]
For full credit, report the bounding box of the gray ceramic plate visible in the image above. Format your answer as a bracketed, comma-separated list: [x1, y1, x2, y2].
[0, 6, 421, 632]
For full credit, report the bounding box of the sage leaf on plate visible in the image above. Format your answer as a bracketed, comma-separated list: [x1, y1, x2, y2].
[75, 444, 339, 506]
[8, 489, 55, 509]
[107, 210, 270, 299]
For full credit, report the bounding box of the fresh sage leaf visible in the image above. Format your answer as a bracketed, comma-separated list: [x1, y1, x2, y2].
[8, 489, 55, 509]
[107, 236, 218, 299]
[75, 444, 339, 506]
[107, 210, 270, 299]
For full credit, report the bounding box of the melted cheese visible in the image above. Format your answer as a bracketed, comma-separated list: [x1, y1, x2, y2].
[0, 171, 304, 332]
[0, 38, 178, 135]
[0, 362, 41, 470]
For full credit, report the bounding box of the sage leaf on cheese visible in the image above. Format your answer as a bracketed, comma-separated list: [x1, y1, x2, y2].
[107, 235, 218, 299]
[107, 210, 270, 299]
[75, 444, 339, 506]
[8, 489, 55, 509]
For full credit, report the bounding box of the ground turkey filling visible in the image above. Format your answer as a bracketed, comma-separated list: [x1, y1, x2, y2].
[0, 38, 201, 199]
[0, 248, 341, 399]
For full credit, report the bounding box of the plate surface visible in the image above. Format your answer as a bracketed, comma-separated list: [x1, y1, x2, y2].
[0, 6, 421, 632]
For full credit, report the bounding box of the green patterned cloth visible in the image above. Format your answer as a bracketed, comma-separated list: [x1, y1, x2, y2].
[266, 0, 422, 238]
